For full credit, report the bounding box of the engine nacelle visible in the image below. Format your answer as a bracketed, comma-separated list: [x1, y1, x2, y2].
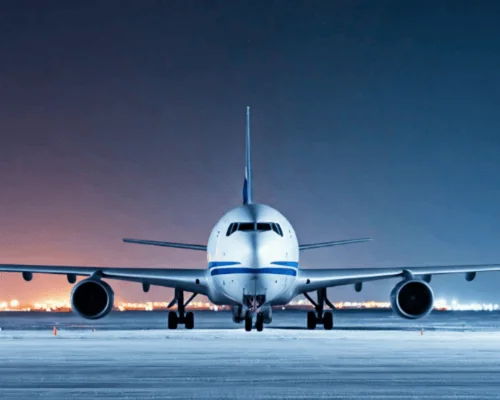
[261, 305, 272, 324]
[390, 279, 434, 319]
[71, 279, 114, 320]
[232, 304, 246, 323]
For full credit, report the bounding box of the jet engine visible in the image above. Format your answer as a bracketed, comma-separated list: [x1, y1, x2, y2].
[71, 279, 114, 320]
[390, 279, 434, 319]
[232, 304, 246, 323]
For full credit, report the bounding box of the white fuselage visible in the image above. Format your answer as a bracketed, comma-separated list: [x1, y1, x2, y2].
[205, 204, 299, 306]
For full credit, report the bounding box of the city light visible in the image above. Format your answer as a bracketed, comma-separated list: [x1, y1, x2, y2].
[0, 298, 497, 312]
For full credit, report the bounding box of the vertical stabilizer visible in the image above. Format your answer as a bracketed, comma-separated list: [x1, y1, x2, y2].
[243, 106, 253, 204]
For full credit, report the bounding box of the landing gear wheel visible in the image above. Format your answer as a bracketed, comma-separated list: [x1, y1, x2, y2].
[323, 311, 333, 330]
[245, 313, 253, 332]
[168, 311, 178, 329]
[256, 313, 264, 332]
[307, 311, 317, 330]
[185, 311, 195, 329]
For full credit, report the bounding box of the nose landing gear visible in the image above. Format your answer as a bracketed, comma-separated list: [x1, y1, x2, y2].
[244, 311, 265, 332]
[304, 288, 335, 330]
[167, 288, 197, 329]
[242, 294, 268, 332]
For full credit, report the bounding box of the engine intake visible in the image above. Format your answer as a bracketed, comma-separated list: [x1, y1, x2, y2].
[390, 279, 434, 319]
[71, 279, 114, 320]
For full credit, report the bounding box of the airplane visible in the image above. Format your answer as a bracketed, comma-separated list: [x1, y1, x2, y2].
[1, 106, 500, 332]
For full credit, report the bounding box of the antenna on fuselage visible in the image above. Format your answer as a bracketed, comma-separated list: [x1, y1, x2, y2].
[243, 106, 253, 204]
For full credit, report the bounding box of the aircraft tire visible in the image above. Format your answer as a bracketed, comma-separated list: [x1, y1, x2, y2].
[256, 313, 264, 332]
[323, 311, 333, 330]
[307, 311, 317, 330]
[168, 311, 178, 329]
[245, 314, 253, 332]
[185, 312, 195, 329]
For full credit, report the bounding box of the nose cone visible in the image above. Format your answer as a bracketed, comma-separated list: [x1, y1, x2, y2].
[255, 234, 279, 266]
[234, 232, 259, 267]
[240, 232, 289, 305]
[236, 232, 281, 268]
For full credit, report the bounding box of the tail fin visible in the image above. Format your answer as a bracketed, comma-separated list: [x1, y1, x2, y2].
[243, 106, 253, 204]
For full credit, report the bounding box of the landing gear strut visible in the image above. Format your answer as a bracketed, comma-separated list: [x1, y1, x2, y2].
[241, 294, 268, 332]
[167, 288, 197, 329]
[304, 288, 334, 330]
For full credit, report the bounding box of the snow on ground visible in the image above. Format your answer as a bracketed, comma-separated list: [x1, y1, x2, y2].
[1, 328, 500, 399]
[0, 311, 500, 399]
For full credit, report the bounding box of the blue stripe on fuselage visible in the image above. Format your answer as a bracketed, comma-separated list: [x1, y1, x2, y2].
[270, 261, 299, 268]
[208, 261, 241, 269]
[210, 267, 297, 277]
[209, 261, 299, 270]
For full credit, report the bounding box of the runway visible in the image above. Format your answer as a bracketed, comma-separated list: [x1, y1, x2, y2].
[1, 310, 500, 399]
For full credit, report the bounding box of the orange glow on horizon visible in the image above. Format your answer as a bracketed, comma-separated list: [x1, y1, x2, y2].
[0, 298, 495, 313]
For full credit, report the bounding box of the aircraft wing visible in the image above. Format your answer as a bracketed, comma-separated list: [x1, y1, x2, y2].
[0, 264, 209, 294]
[295, 263, 500, 293]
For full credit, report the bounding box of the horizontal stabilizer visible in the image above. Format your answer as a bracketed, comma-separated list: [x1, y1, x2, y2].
[299, 238, 372, 251]
[123, 238, 207, 251]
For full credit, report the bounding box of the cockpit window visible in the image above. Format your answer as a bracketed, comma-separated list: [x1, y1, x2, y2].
[226, 222, 283, 236]
[256, 223, 271, 232]
[238, 223, 254, 232]
[271, 223, 283, 237]
[276, 224, 283, 236]
[226, 223, 237, 236]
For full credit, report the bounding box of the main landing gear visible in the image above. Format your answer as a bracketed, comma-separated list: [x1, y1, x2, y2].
[304, 288, 334, 330]
[167, 289, 197, 330]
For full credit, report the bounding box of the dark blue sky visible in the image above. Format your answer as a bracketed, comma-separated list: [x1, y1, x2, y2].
[1, 1, 500, 303]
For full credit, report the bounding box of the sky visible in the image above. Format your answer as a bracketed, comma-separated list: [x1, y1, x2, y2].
[1, 1, 500, 304]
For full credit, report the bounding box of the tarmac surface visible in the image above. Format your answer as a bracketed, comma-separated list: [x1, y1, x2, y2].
[0, 310, 499, 399]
